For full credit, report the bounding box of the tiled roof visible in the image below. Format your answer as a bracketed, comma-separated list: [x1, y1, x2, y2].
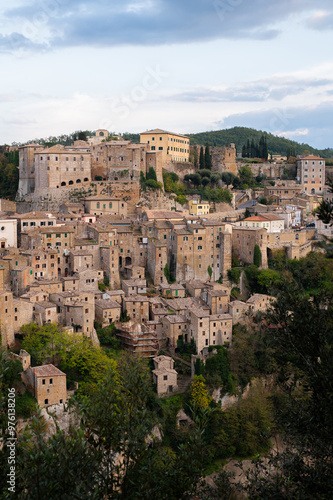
[32, 364, 65, 377]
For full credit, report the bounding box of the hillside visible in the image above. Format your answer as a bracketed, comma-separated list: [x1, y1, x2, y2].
[10, 127, 333, 159]
[188, 127, 333, 158]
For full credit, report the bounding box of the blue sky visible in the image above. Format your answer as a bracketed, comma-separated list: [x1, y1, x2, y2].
[1, 0, 333, 148]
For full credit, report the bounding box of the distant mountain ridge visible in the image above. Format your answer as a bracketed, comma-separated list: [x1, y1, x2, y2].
[188, 127, 333, 158]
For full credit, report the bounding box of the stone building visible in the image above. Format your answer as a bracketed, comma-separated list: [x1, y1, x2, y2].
[17, 212, 57, 236]
[187, 307, 211, 354]
[17, 144, 44, 197]
[34, 301, 59, 325]
[95, 299, 121, 326]
[152, 355, 178, 395]
[0, 291, 15, 347]
[22, 249, 58, 280]
[49, 291, 95, 338]
[20, 226, 75, 252]
[237, 214, 284, 233]
[121, 279, 147, 297]
[83, 195, 128, 217]
[158, 283, 185, 298]
[13, 299, 34, 333]
[168, 220, 231, 282]
[23, 363, 67, 407]
[263, 182, 302, 204]
[147, 238, 168, 285]
[188, 199, 210, 216]
[140, 129, 190, 165]
[90, 140, 155, 181]
[68, 250, 93, 273]
[11, 266, 34, 295]
[232, 226, 268, 268]
[34, 145, 91, 193]
[209, 313, 233, 346]
[0, 199, 16, 213]
[122, 294, 149, 323]
[296, 154, 325, 194]
[228, 300, 250, 324]
[0, 219, 17, 248]
[201, 288, 230, 314]
[191, 144, 237, 175]
[246, 294, 274, 315]
[161, 314, 188, 350]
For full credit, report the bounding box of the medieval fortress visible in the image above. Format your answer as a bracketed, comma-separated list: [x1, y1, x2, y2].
[17, 129, 185, 204]
[17, 129, 239, 210]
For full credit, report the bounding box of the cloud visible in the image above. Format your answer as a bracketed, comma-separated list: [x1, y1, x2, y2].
[3, 0, 333, 52]
[169, 76, 333, 103]
[0, 32, 46, 53]
[216, 101, 333, 148]
[306, 10, 333, 30]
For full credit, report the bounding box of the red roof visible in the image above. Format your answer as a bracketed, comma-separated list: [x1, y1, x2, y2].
[244, 216, 267, 221]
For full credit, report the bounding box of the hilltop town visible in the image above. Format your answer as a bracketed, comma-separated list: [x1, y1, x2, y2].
[0, 128, 330, 399]
[1, 126, 333, 497]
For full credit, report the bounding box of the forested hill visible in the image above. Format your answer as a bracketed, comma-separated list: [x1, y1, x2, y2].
[9, 126, 333, 158]
[188, 127, 333, 158]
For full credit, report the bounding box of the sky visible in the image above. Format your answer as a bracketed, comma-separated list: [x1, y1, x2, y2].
[1, 0, 333, 148]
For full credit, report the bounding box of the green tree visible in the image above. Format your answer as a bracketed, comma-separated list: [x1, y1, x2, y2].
[175, 194, 187, 206]
[146, 166, 157, 182]
[78, 131, 87, 141]
[239, 166, 255, 188]
[243, 283, 333, 498]
[316, 176, 333, 225]
[189, 375, 211, 410]
[205, 144, 212, 170]
[253, 244, 262, 267]
[199, 146, 205, 169]
[221, 171, 236, 187]
[163, 263, 175, 284]
[207, 265, 213, 280]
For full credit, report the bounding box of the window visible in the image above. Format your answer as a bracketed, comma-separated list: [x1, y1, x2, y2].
[49, 378, 53, 385]
[44, 399, 48, 405]
[42, 379, 45, 385]
[163, 375, 167, 380]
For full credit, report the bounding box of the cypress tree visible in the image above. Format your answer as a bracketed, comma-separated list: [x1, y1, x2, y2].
[253, 244, 262, 267]
[246, 139, 250, 158]
[251, 139, 255, 158]
[199, 146, 205, 169]
[205, 144, 212, 170]
[263, 136, 268, 160]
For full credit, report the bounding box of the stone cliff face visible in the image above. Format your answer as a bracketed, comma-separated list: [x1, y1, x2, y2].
[16, 402, 80, 439]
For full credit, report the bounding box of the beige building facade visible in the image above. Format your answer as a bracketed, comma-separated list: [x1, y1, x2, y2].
[140, 129, 190, 164]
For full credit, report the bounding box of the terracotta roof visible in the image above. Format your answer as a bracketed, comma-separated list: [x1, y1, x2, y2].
[244, 216, 268, 222]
